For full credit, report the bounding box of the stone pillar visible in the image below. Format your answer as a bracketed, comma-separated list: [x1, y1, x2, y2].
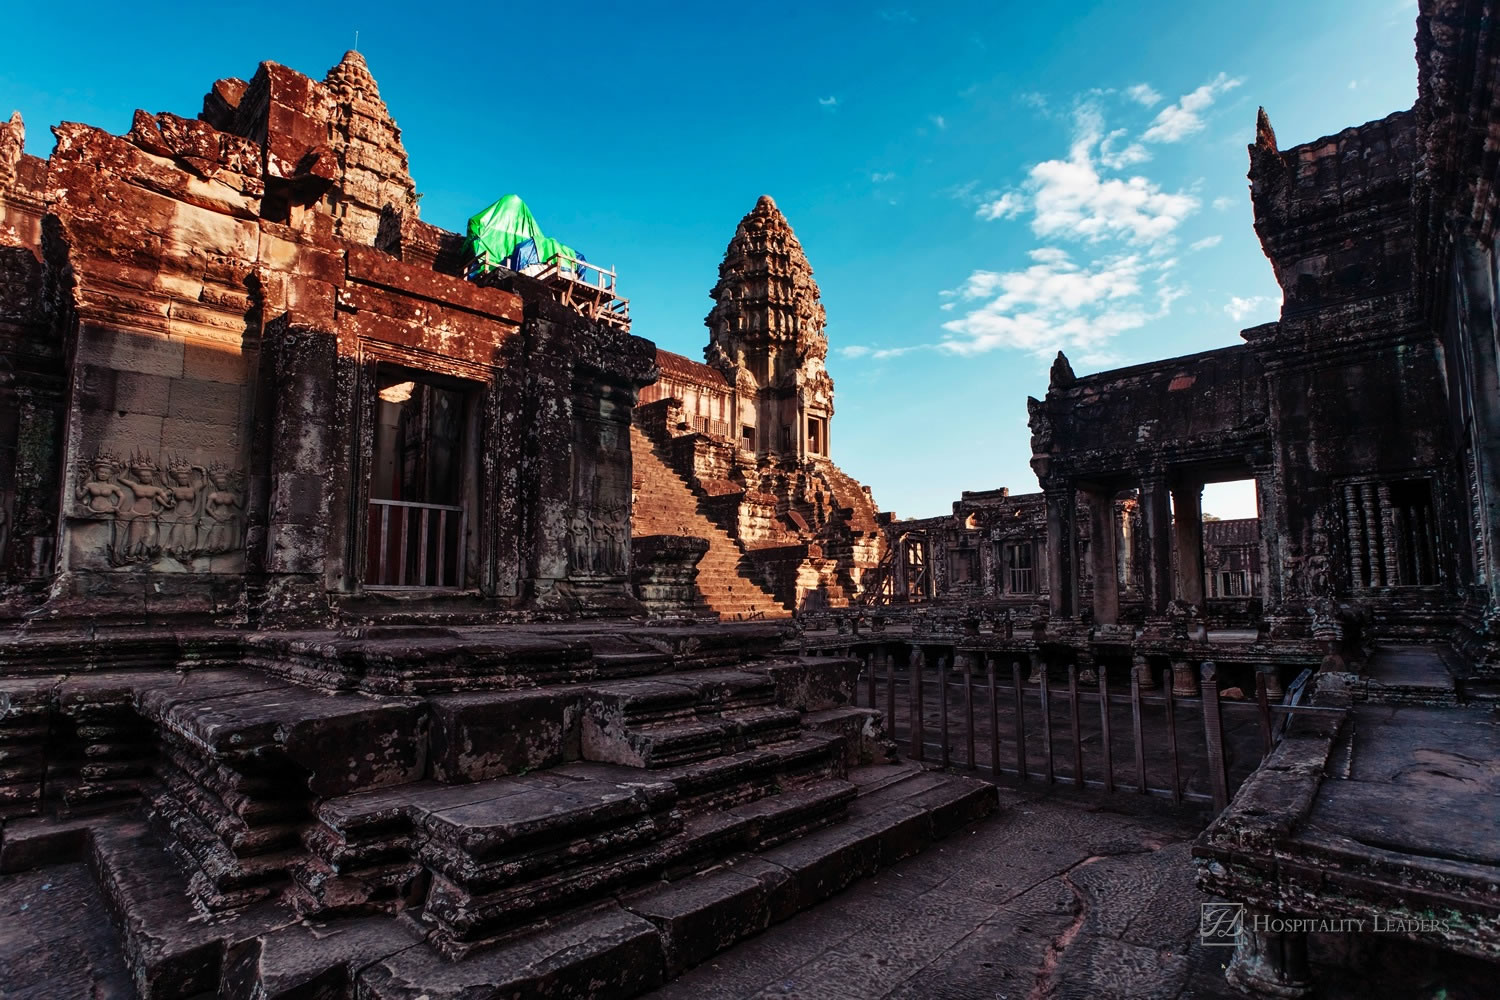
[1458, 238, 1500, 607]
[1171, 480, 1206, 606]
[1252, 464, 1280, 604]
[1139, 472, 1173, 614]
[1132, 653, 1156, 690]
[262, 323, 341, 598]
[1085, 489, 1119, 625]
[1171, 659, 1199, 697]
[1225, 926, 1313, 998]
[1044, 483, 1076, 618]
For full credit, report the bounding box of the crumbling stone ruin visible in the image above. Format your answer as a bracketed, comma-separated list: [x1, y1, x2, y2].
[632, 195, 886, 617]
[0, 51, 993, 999]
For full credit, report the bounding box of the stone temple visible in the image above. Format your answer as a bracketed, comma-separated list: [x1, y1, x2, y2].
[2, 1, 1500, 997]
[0, 49, 991, 999]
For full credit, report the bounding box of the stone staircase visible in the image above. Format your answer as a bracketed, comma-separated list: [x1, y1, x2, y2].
[0, 629, 998, 999]
[631, 425, 790, 619]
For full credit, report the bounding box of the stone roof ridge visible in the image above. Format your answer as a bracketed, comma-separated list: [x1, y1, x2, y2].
[655, 348, 729, 388]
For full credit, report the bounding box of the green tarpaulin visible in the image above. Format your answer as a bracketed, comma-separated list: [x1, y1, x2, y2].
[466, 194, 580, 274]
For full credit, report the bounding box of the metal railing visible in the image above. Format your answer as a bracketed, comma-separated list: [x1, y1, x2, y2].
[854, 656, 1343, 812]
[465, 250, 631, 330]
[367, 499, 466, 590]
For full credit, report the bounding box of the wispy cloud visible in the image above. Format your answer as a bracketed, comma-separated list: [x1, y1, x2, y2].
[838, 345, 872, 359]
[935, 101, 1195, 361]
[976, 192, 1025, 220]
[1225, 294, 1277, 321]
[940, 248, 1178, 361]
[1029, 106, 1198, 244]
[847, 85, 1225, 366]
[930, 114, 947, 130]
[1212, 195, 1237, 212]
[1017, 91, 1049, 113]
[871, 171, 896, 183]
[1142, 72, 1243, 143]
[818, 96, 839, 109]
[877, 8, 916, 23]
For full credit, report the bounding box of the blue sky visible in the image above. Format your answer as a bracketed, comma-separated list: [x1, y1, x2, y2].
[2, 1, 1420, 519]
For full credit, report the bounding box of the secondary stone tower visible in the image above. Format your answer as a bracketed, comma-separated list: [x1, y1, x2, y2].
[704, 194, 835, 463]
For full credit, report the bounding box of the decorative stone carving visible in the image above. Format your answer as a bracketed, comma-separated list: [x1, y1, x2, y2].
[201, 462, 246, 556]
[74, 448, 244, 568]
[0, 111, 22, 188]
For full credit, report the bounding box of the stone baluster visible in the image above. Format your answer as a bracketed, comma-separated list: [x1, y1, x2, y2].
[1343, 483, 1365, 589]
[1362, 484, 1383, 587]
[1171, 659, 1199, 697]
[1132, 652, 1156, 690]
[1376, 482, 1400, 586]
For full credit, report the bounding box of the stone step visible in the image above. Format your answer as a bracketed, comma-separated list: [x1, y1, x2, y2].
[578, 672, 804, 769]
[357, 765, 997, 994]
[16, 763, 996, 1000]
[801, 705, 895, 767]
[619, 731, 847, 814]
[422, 775, 858, 957]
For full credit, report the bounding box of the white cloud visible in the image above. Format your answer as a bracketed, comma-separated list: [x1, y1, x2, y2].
[838, 345, 872, 358]
[1027, 107, 1198, 245]
[1098, 128, 1151, 169]
[871, 171, 895, 183]
[1212, 195, 1236, 212]
[1225, 294, 1277, 321]
[1189, 234, 1223, 251]
[818, 96, 839, 108]
[877, 8, 916, 23]
[917, 94, 1208, 363]
[930, 114, 947, 130]
[1142, 73, 1243, 143]
[939, 249, 1172, 358]
[976, 192, 1025, 220]
[1125, 83, 1162, 107]
[872, 345, 926, 360]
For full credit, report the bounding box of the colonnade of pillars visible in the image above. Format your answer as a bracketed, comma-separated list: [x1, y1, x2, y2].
[1045, 474, 1214, 625]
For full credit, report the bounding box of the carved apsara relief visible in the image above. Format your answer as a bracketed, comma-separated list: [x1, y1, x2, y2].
[74, 448, 244, 568]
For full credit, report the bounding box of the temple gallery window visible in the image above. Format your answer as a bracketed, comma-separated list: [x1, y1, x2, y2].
[741, 424, 755, 450]
[1005, 541, 1035, 593]
[365, 367, 472, 589]
[1340, 476, 1440, 589]
[807, 417, 825, 456]
[949, 546, 978, 586]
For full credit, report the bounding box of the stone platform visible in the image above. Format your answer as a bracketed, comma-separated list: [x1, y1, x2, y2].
[1196, 647, 1500, 993]
[0, 621, 996, 998]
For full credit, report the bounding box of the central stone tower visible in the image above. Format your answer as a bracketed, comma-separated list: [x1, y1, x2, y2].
[704, 195, 835, 463]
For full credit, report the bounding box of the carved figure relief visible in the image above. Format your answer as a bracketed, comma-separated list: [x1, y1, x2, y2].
[201, 462, 246, 555]
[74, 447, 245, 569]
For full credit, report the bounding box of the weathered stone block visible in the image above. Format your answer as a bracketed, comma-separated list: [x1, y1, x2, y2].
[428, 689, 583, 783]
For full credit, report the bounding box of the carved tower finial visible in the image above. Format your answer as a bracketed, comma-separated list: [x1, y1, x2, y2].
[1049, 350, 1076, 389]
[1254, 107, 1278, 154]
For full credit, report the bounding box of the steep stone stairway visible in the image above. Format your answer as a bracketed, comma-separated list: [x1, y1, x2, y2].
[630, 425, 790, 619]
